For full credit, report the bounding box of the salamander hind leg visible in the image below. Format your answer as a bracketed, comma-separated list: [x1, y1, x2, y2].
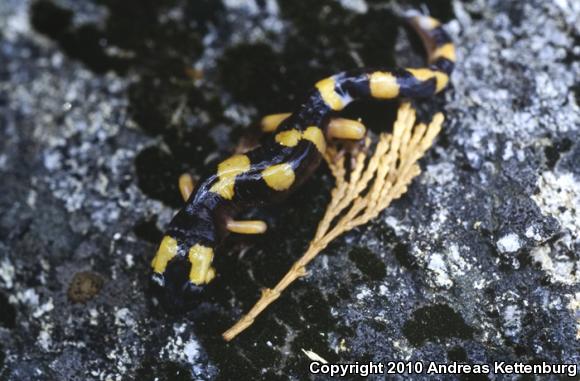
[226, 219, 268, 234]
[327, 118, 366, 140]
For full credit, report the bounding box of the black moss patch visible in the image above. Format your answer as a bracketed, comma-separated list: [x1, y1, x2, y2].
[30, 1, 131, 74]
[0, 293, 16, 329]
[393, 242, 418, 270]
[544, 137, 572, 170]
[133, 217, 164, 245]
[218, 43, 286, 112]
[447, 346, 468, 362]
[403, 304, 474, 346]
[29, 0, 72, 40]
[135, 147, 187, 208]
[348, 247, 387, 281]
[133, 127, 217, 206]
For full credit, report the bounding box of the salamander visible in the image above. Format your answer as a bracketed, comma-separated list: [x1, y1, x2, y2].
[150, 11, 455, 308]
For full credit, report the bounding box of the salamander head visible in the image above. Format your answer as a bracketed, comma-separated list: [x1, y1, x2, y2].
[150, 235, 216, 312]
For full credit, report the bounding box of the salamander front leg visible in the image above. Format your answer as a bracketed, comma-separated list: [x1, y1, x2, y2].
[178, 173, 197, 201]
[261, 113, 292, 132]
[226, 220, 268, 234]
[327, 118, 366, 140]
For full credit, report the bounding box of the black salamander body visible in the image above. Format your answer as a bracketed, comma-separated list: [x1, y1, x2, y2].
[150, 13, 456, 307]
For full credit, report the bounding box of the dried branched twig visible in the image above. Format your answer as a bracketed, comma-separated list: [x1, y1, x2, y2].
[223, 102, 443, 341]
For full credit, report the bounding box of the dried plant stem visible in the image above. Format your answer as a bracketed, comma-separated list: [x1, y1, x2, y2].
[223, 102, 443, 341]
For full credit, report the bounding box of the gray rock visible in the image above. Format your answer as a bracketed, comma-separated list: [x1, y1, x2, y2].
[0, 0, 578, 380]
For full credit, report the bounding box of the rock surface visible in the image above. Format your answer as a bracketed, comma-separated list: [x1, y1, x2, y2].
[0, 0, 578, 380]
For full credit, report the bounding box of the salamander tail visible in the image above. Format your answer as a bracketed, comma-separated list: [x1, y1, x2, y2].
[405, 11, 456, 75]
[312, 11, 456, 112]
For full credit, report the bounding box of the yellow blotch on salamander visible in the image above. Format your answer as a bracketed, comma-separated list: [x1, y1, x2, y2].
[262, 163, 296, 191]
[431, 43, 456, 63]
[369, 71, 400, 99]
[209, 154, 251, 199]
[302, 126, 326, 153]
[275, 127, 326, 153]
[261, 113, 291, 132]
[406, 68, 449, 93]
[315, 77, 344, 111]
[188, 244, 215, 285]
[151, 236, 178, 274]
[275, 129, 302, 147]
[433, 73, 449, 92]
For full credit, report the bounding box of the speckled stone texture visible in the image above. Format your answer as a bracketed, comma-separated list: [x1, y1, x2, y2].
[0, 0, 578, 380]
